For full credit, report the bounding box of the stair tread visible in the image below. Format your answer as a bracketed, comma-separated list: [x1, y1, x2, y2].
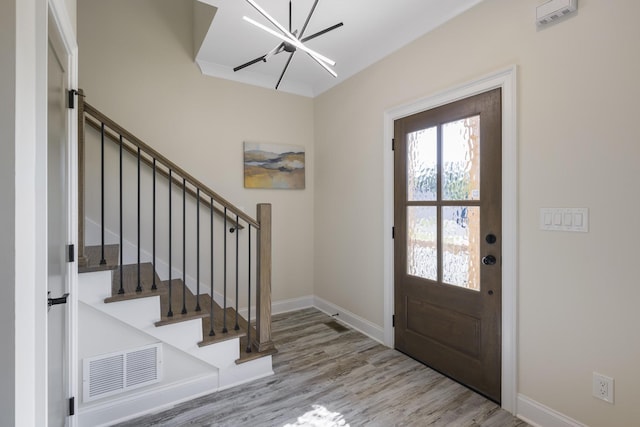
[79, 244, 119, 273]
[154, 279, 210, 326]
[237, 333, 278, 364]
[105, 263, 165, 303]
[198, 306, 248, 347]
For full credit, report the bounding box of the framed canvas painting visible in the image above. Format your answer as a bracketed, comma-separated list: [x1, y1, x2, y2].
[244, 142, 305, 189]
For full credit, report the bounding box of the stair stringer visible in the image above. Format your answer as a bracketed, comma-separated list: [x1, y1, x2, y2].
[78, 270, 274, 389]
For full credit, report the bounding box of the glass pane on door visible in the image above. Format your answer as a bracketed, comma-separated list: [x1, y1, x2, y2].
[442, 206, 480, 290]
[442, 116, 480, 201]
[407, 126, 437, 201]
[407, 206, 437, 281]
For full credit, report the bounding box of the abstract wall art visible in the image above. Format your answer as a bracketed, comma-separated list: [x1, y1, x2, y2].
[244, 142, 305, 189]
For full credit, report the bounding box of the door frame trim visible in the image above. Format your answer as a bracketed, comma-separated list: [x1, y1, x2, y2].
[383, 65, 518, 413]
[48, 1, 79, 425]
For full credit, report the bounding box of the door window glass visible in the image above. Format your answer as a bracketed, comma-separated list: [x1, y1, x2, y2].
[442, 206, 480, 289]
[407, 126, 437, 201]
[442, 116, 480, 201]
[407, 206, 437, 281]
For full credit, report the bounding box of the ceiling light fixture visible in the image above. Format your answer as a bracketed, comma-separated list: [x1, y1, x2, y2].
[242, 17, 336, 67]
[234, 0, 343, 90]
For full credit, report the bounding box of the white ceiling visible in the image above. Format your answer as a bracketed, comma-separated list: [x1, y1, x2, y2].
[196, 0, 484, 97]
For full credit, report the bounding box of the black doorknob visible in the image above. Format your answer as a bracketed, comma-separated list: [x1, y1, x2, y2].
[482, 255, 497, 265]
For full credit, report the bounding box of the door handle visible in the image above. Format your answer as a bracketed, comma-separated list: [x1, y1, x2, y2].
[482, 255, 496, 265]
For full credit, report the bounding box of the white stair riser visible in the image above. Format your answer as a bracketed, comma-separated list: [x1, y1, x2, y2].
[218, 356, 274, 390]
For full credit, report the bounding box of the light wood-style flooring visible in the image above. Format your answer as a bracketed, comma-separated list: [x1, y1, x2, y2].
[116, 308, 528, 427]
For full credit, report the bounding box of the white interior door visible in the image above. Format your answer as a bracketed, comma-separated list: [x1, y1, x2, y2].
[48, 18, 71, 427]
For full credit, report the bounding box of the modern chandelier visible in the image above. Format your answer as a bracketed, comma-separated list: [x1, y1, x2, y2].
[234, 0, 343, 89]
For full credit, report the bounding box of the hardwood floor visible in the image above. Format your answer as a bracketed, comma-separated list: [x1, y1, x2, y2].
[116, 308, 528, 427]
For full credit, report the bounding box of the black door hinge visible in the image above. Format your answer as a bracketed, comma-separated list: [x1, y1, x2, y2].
[69, 397, 75, 416]
[67, 89, 77, 109]
[67, 244, 75, 263]
[392, 227, 395, 239]
[392, 314, 395, 327]
[392, 138, 395, 151]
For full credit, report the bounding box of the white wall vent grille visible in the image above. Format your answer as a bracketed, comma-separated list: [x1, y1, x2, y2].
[83, 343, 162, 402]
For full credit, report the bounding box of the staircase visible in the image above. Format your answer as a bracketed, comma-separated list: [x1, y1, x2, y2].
[75, 90, 276, 426]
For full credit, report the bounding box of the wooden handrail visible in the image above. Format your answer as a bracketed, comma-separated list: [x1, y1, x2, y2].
[83, 102, 260, 229]
[84, 116, 244, 230]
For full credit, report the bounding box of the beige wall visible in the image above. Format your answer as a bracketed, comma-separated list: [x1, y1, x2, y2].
[78, 0, 315, 303]
[64, 0, 76, 32]
[314, 0, 640, 425]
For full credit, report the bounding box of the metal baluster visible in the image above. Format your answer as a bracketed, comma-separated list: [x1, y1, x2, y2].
[118, 135, 124, 294]
[167, 169, 173, 317]
[222, 207, 228, 333]
[246, 225, 252, 353]
[181, 178, 187, 315]
[209, 196, 215, 336]
[136, 147, 142, 293]
[99, 123, 106, 265]
[195, 189, 201, 312]
[152, 159, 157, 290]
[234, 214, 240, 331]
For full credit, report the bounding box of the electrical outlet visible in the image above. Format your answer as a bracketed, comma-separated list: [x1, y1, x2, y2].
[593, 372, 614, 404]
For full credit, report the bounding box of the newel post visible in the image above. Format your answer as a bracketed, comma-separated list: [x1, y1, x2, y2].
[254, 203, 275, 352]
[77, 88, 88, 267]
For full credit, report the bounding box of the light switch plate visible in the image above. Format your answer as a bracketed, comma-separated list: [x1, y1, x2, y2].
[540, 208, 588, 232]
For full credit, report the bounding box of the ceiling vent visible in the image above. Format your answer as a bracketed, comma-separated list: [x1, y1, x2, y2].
[83, 343, 162, 402]
[536, 0, 578, 26]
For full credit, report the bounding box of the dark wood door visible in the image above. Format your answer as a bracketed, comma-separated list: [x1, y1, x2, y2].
[394, 88, 502, 402]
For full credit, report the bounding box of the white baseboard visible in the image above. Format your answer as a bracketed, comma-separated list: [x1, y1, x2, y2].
[273, 295, 314, 315]
[78, 373, 219, 427]
[313, 296, 385, 344]
[238, 295, 314, 320]
[517, 394, 586, 427]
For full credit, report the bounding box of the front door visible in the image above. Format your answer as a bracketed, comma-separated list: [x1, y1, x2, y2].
[394, 88, 502, 402]
[48, 18, 71, 426]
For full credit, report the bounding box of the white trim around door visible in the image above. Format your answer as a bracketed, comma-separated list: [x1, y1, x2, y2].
[382, 65, 518, 414]
[48, 1, 79, 425]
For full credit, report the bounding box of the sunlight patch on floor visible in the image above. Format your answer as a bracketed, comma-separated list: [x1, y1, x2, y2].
[283, 405, 350, 427]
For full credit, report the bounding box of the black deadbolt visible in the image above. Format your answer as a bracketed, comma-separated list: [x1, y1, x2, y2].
[482, 255, 497, 265]
[486, 234, 497, 244]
